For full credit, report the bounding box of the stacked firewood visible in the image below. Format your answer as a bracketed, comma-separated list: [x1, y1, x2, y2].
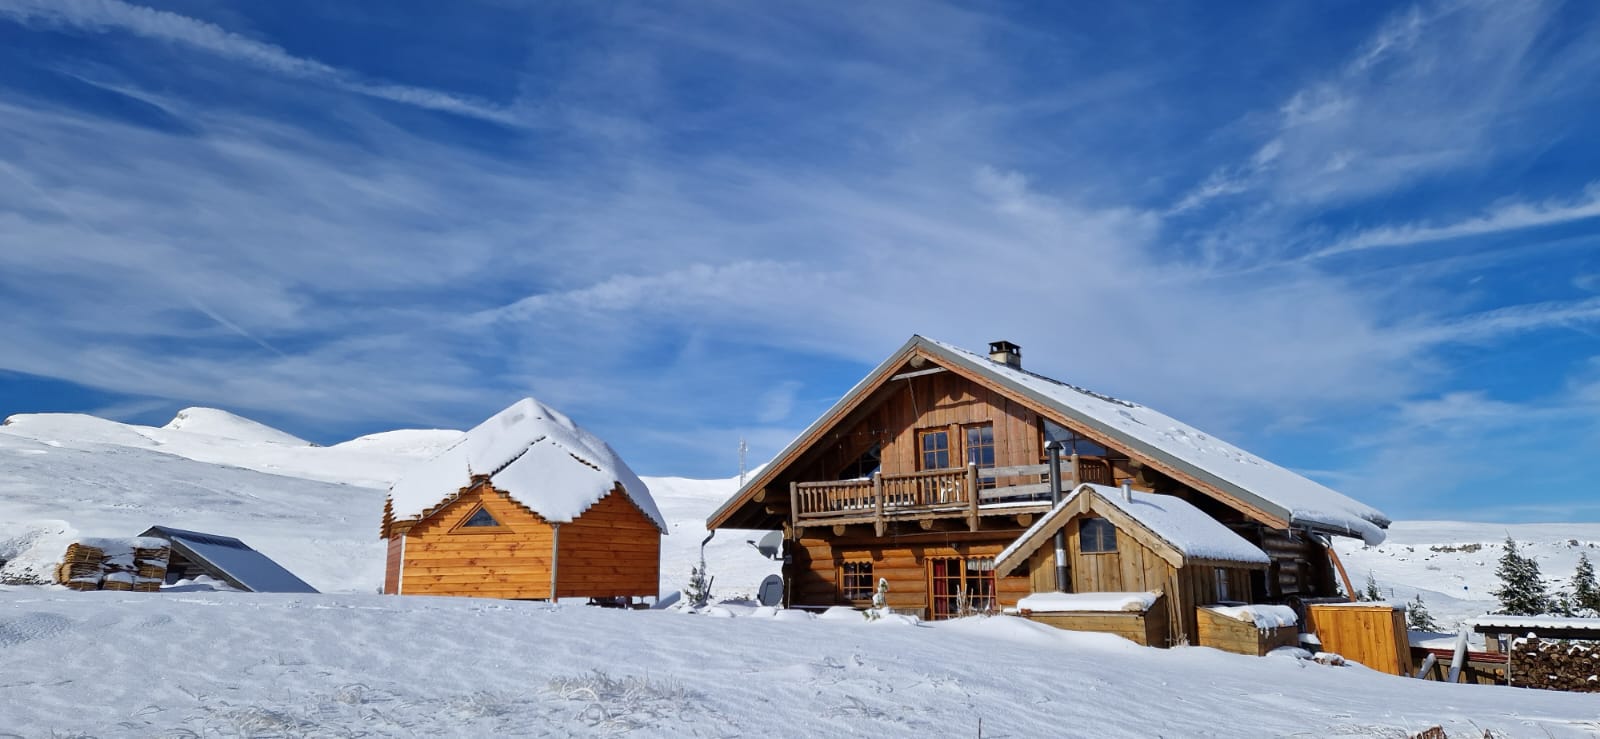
[1509, 638, 1599, 693]
[52, 538, 170, 593]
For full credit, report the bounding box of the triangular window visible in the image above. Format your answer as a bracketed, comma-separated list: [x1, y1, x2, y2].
[461, 507, 500, 527]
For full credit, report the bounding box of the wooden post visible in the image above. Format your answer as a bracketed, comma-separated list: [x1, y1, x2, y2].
[789, 482, 800, 537]
[873, 473, 885, 536]
[1069, 452, 1080, 487]
[967, 463, 979, 531]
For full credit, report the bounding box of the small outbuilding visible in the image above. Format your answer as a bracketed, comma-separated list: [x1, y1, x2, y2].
[995, 482, 1271, 645]
[380, 398, 665, 601]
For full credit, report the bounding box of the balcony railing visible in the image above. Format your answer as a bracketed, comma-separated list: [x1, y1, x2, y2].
[792, 459, 1113, 531]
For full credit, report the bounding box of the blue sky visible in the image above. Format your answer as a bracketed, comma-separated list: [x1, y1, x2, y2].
[2, 0, 1598, 522]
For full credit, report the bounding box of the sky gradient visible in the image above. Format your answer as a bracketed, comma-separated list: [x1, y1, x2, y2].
[2, 0, 1598, 522]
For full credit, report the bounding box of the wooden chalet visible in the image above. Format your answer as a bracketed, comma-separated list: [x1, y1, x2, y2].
[707, 336, 1390, 638]
[381, 398, 665, 601]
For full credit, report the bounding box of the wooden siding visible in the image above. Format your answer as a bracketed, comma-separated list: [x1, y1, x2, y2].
[792, 370, 1046, 486]
[1195, 607, 1300, 656]
[1306, 604, 1413, 676]
[555, 487, 662, 598]
[387, 482, 659, 600]
[790, 532, 1032, 619]
[384, 536, 402, 595]
[1024, 594, 1171, 646]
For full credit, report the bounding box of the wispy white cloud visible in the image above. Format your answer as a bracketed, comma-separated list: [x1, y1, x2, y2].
[1318, 183, 1600, 256]
[0, 0, 523, 125]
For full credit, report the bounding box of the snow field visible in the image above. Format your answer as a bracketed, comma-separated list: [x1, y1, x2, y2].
[2, 590, 1598, 738]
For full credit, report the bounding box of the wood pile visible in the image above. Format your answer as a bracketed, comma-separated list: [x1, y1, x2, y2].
[51, 538, 170, 593]
[1509, 638, 1599, 693]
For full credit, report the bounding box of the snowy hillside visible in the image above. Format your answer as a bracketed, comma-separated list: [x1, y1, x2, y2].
[0, 409, 775, 598]
[1335, 521, 1600, 628]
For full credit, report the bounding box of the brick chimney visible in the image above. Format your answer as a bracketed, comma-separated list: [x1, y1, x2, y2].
[987, 340, 1021, 369]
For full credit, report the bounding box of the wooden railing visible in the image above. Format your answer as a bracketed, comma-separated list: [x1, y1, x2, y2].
[795, 467, 975, 519]
[794, 457, 1117, 522]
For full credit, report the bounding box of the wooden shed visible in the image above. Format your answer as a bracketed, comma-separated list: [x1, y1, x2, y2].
[995, 483, 1271, 645]
[380, 398, 666, 601]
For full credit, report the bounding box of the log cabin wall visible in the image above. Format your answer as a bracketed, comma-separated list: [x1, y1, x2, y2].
[791, 532, 1033, 619]
[554, 488, 662, 598]
[393, 482, 556, 599]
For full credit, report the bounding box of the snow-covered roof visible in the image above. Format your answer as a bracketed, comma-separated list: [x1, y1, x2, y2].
[1468, 615, 1600, 632]
[386, 398, 665, 532]
[140, 526, 318, 593]
[996, 484, 1270, 574]
[921, 337, 1388, 544]
[1018, 591, 1159, 613]
[1205, 604, 1299, 629]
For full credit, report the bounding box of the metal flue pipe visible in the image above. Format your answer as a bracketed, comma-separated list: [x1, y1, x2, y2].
[1046, 440, 1069, 592]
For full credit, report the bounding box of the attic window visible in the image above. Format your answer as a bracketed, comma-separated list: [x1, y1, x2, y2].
[1080, 517, 1117, 553]
[462, 507, 500, 527]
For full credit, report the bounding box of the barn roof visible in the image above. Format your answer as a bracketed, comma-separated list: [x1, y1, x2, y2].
[387, 398, 666, 533]
[994, 484, 1271, 575]
[139, 526, 318, 593]
[709, 335, 1388, 544]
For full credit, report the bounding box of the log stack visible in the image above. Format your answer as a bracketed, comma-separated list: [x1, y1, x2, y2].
[52, 538, 170, 593]
[1509, 638, 1599, 693]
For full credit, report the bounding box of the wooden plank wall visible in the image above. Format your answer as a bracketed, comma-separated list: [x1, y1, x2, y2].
[398, 485, 556, 599]
[791, 534, 1032, 618]
[794, 371, 1045, 483]
[383, 536, 402, 594]
[1064, 513, 1174, 595]
[555, 488, 661, 598]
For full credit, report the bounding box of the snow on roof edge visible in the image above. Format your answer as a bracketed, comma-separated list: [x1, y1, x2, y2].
[923, 337, 1389, 544]
[387, 398, 666, 533]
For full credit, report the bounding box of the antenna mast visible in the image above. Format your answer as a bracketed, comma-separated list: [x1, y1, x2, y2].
[738, 436, 748, 486]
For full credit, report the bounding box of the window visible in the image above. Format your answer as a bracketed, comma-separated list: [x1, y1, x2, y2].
[839, 443, 882, 480]
[1215, 568, 1234, 602]
[928, 557, 997, 619]
[840, 561, 874, 602]
[461, 507, 500, 527]
[1079, 518, 1117, 553]
[964, 423, 996, 489]
[918, 429, 950, 470]
[1042, 420, 1109, 457]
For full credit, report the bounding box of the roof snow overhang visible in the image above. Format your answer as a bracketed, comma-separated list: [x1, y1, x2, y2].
[706, 335, 1389, 542]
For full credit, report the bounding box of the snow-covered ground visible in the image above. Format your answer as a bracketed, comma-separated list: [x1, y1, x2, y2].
[3, 408, 1599, 736]
[1335, 521, 1600, 628]
[2, 590, 1597, 737]
[0, 410, 776, 598]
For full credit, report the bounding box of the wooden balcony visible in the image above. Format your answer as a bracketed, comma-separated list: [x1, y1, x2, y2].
[792, 462, 1098, 534]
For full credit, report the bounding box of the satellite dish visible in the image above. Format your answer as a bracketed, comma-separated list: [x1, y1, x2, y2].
[755, 530, 784, 560]
[757, 574, 784, 606]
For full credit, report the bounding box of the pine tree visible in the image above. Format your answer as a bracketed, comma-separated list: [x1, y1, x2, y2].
[1362, 571, 1382, 602]
[1491, 536, 1550, 616]
[684, 562, 714, 609]
[1572, 552, 1600, 615]
[1406, 593, 1441, 631]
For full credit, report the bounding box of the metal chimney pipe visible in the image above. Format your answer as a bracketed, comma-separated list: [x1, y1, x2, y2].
[1046, 440, 1068, 592]
[1121, 478, 1132, 503]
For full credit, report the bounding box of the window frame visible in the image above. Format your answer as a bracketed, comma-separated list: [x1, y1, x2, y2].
[839, 560, 875, 603]
[917, 428, 951, 471]
[962, 422, 996, 489]
[927, 556, 998, 620]
[1078, 517, 1118, 554]
[449, 504, 504, 534]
